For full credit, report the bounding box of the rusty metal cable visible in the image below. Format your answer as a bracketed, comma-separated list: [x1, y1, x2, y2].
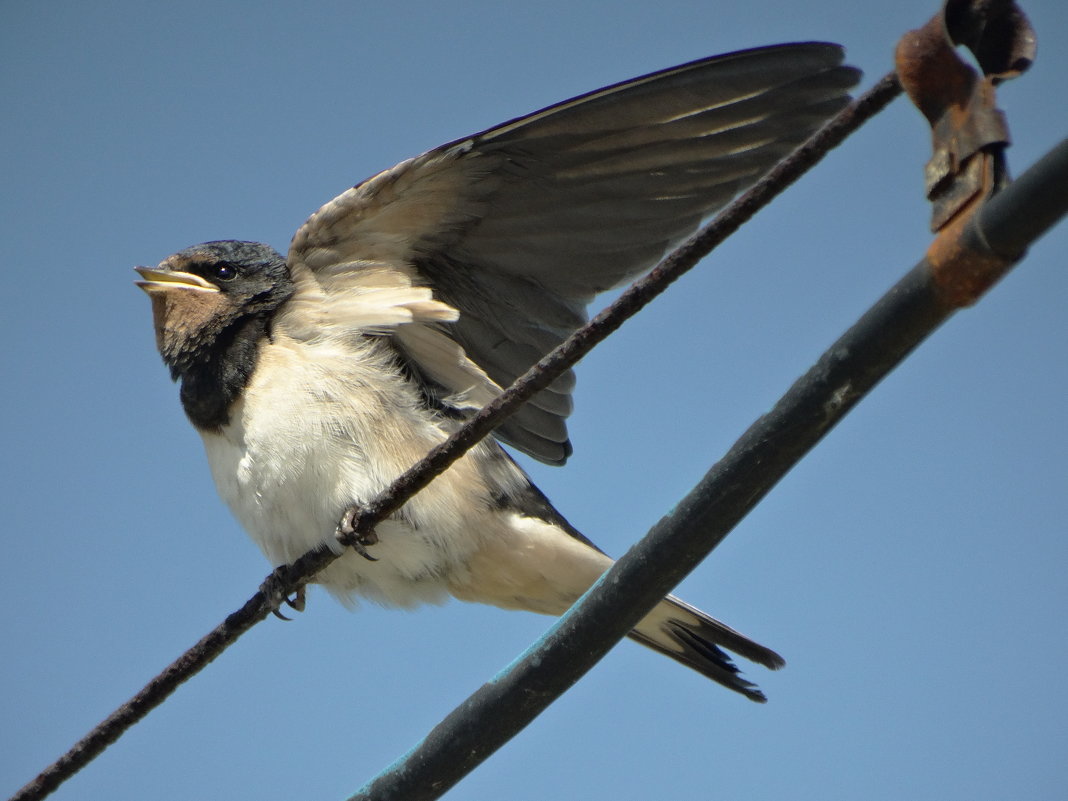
[8, 74, 900, 801]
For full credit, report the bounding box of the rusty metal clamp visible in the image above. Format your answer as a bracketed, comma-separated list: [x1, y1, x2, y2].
[896, 0, 1035, 232]
[896, 0, 1037, 306]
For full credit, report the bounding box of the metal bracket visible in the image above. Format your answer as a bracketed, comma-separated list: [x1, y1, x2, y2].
[895, 0, 1035, 232]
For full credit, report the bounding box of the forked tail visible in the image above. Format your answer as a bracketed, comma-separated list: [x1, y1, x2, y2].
[628, 595, 785, 702]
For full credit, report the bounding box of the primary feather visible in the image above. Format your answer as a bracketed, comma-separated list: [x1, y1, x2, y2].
[284, 42, 859, 462]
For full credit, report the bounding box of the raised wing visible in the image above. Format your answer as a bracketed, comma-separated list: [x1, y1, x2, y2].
[286, 43, 861, 464]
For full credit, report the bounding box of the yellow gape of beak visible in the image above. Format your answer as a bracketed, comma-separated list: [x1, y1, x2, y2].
[134, 267, 220, 294]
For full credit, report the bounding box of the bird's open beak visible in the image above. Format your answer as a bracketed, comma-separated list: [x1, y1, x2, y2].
[135, 267, 220, 294]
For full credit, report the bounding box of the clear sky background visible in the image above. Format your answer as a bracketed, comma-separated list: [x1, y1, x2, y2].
[2, 2, 1065, 800]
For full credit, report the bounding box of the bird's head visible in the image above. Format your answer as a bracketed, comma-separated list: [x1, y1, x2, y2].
[135, 240, 294, 378]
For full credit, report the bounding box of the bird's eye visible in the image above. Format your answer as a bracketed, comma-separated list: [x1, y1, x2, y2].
[213, 263, 237, 281]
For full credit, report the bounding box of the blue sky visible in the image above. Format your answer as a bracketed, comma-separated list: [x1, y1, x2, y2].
[2, 2, 1065, 800]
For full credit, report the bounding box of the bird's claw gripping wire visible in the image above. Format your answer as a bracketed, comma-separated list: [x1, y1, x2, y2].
[336, 505, 380, 562]
[259, 567, 307, 620]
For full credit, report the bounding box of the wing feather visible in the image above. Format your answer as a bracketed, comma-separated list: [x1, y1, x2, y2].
[285, 43, 861, 463]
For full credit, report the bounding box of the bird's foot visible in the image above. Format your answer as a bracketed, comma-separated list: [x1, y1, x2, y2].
[278, 585, 306, 619]
[261, 567, 307, 621]
[336, 504, 379, 562]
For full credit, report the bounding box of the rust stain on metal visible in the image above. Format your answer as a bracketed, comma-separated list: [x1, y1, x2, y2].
[925, 207, 1014, 308]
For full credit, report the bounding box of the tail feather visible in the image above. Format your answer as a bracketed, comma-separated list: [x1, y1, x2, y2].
[628, 595, 784, 702]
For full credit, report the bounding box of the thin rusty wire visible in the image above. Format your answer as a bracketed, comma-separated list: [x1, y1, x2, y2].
[8, 71, 901, 801]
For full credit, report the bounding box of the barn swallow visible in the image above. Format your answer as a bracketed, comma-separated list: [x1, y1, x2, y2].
[137, 43, 860, 701]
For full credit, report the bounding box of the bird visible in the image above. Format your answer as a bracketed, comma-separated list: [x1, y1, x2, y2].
[136, 42, 860, 702]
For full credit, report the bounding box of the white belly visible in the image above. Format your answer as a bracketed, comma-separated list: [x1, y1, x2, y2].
[199, 336, 493, 609]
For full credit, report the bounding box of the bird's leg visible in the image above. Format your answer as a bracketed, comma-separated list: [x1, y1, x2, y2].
[260, 566, 307, 620]
[336, 504, 379, 562]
